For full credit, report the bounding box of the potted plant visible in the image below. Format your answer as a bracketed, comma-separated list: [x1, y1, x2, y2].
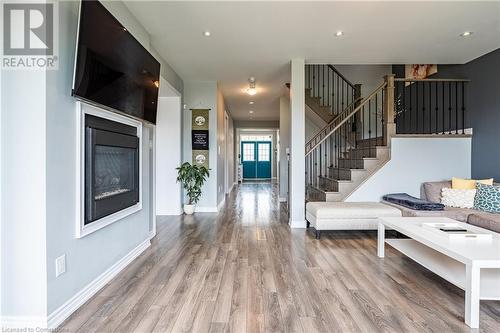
[176, 162, 210, 215]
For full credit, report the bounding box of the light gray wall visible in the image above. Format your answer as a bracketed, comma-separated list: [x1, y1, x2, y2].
[1, 0, 185, 322]
[279, 95, 291, 200]
[45, 0, 155, 315]
[347, 137, 472, 201]
[182, 81, 218, 210]
[1, 57, 48, 320]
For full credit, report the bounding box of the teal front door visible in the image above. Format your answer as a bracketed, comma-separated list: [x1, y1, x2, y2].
[241, 141, 272, 179]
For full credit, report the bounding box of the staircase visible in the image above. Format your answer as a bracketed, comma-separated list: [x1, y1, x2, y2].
[305, 76, 394, 202]
[304, 67, 470, 202]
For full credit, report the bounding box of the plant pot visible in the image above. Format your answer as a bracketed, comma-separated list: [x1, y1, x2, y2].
[184, 204, 195, 215]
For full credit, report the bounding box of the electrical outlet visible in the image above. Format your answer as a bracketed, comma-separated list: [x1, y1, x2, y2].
[55, 254, 66, 277]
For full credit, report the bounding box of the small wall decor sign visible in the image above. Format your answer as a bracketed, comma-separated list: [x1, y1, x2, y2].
[191, 109, 210, 168]
[192, 130, 209, 150]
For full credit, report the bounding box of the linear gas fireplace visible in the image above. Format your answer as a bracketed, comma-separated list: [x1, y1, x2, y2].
[85, 114, 139, 225]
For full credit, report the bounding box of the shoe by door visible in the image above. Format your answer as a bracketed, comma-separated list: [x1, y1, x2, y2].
[241, 141, 272, 179]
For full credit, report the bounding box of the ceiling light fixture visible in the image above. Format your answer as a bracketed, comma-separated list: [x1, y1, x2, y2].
[249, 101, 254, 105]
[203, 31, 211, 37]
[335, 31, 344, 37]
[460, 31, 473, 37]
[246, 77, 257, 96]
[249, 110, 254, 114]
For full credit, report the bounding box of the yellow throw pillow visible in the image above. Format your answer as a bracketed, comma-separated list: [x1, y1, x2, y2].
[452, 177, 494, 190]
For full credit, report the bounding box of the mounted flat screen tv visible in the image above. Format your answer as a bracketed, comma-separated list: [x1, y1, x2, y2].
[73, 0, 160, 124]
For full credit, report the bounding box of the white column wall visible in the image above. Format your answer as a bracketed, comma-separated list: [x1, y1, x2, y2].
[289, 60, 306, 228]
[156, 96, 182, 215]
[1, 69, 48, 322]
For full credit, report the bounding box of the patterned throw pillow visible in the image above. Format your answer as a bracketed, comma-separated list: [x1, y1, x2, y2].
[441, 188, 476, 208]
[474, 183, 500, 213]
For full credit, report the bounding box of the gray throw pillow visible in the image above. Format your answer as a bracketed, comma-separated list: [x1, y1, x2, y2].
[423, 181, 452, 203]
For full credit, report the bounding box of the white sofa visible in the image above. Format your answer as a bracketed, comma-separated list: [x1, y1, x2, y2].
[306, 202, 402, 238]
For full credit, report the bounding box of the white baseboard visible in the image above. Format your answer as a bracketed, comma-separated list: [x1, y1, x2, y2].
[156, 208, 183, 216]
[149, 230, 156, 239]
[46, 238, 151, 329]
[289, 219, 307, 229]
[194, 206, 218, 213]
[279, 197, 287, 202]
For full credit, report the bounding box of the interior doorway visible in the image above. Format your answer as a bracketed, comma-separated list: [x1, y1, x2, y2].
[238, 131, 277, 181]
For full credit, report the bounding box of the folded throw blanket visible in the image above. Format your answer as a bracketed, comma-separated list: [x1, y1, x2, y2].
[383, 193, 444, 211]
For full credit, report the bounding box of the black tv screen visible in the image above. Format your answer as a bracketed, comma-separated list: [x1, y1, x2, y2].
[73, 1, 160, 124]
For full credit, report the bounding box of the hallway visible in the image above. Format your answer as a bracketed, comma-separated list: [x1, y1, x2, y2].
[62, 183, 500, 333]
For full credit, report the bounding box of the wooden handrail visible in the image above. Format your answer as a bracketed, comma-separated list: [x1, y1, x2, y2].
[305, 82, 387, 156]
[305, 96, 363, 150]
[327, 65, 356, 89]
[394, 78, 470, 82]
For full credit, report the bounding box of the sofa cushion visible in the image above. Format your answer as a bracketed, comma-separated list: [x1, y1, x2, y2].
[452, 177, 494, 189]
[383, 193, 444, 211]
[306, 202, 401, 219]
[468, 212, 500, 233]
[474, 183, 500, 214]
[441, 188, 476, 209]
[423, 181, 451, 203]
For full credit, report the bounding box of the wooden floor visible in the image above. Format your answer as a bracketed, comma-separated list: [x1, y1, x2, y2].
[62, 183, 500, 333]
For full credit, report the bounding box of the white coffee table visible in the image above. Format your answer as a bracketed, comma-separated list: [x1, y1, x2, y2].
[377, 217, 500, 329]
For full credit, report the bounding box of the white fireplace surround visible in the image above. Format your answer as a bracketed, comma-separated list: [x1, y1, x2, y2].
[75, 102, 143, 238]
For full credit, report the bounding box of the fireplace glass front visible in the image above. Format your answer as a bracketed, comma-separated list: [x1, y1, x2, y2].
[94, 145, 136, 200]
[85, 114, 139, 225]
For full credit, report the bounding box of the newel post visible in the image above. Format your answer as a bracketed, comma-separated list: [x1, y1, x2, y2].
[383, 74, 396, 146]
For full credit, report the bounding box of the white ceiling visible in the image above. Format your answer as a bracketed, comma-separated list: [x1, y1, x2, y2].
[125, 1, 500, 121]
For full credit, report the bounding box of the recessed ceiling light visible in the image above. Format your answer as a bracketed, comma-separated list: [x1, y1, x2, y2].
[249, 110, 254, 114]
[249, 101, 254, 105]
[203, 31, 211, 37]
[335, 31, 344, 37]
[460, 31, 473, 37]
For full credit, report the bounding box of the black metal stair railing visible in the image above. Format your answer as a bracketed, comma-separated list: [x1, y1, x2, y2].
[394, 79, 470, 135]
[305, 82, 388, 199]
[305, 65, 358, 116]
[305, 75, 471, 201]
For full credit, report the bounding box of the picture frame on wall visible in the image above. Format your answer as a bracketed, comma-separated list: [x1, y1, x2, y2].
[191, 109, 210, 168]
[405, 64, 438, 85]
